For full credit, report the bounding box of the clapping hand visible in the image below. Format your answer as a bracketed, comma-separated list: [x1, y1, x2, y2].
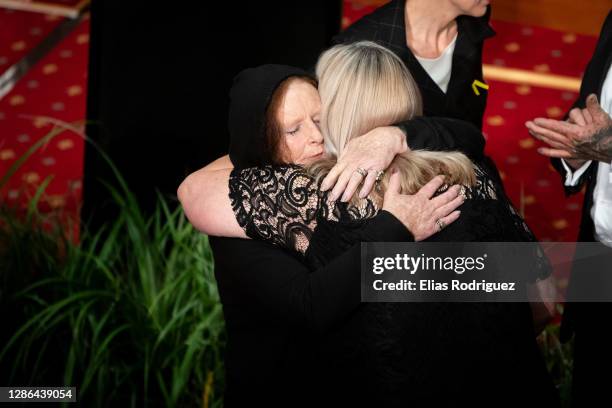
[526, 94, 612, 166]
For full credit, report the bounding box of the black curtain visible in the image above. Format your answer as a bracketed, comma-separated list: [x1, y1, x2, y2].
[83, 1, 342, 225]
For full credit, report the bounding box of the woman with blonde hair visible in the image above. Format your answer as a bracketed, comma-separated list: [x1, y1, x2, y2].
[310, 41, 477, 208]
[180, 42, 559, 406]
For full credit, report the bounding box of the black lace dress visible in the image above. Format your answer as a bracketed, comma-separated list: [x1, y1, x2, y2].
[229, 162, 560, 407]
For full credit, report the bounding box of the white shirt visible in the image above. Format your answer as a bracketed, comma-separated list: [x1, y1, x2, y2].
[414, 34, 457, 94]
[561, 64, 612, 247]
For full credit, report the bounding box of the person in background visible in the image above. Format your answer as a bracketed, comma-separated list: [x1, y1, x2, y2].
[526, 10, 612, 407]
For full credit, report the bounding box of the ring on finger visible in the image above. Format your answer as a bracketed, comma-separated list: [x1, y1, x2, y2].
[436, 219, 446, 231]
[355, 167, 368, 177]
[375, 170, 385, 183]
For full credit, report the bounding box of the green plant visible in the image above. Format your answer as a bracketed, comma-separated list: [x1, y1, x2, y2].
[537, 304, 574, 408]
[0, 126, 225, 407]
[0, 125, 578, 407]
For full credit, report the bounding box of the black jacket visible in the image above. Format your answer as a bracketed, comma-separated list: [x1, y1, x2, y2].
[551, 11, 612, 244]
[211, 211, 413, 408]
[552, 10, 612, 408]
[332, 0, 495, 130]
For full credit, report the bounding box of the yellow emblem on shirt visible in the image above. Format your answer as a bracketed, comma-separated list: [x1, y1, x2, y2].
[472, 80, 489, 96]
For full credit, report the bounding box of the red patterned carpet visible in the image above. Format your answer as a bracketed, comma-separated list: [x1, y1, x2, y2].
[0, 8, 89, 221]
[342, 1, 599, 243]
[481, 20, 597, 242]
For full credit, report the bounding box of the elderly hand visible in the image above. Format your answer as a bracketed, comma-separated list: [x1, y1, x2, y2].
[320, 126, 408, 202]
[382, 170, 464, 242]
[526, 94, 612, 164]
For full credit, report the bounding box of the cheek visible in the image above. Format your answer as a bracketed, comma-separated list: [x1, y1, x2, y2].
[457, 0, 486, 14]
[284, 135, 308, 161]
[472, 0, 488, 13]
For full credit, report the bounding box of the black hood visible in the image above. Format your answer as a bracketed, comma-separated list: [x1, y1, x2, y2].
[228, 64, 315, 169]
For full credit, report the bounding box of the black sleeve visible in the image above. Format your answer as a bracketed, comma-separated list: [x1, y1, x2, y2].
[396, 116, 486, 161]
[211, 210, 412, 334]
[550, 158, 596, 196]
[228, 164, 320, 251]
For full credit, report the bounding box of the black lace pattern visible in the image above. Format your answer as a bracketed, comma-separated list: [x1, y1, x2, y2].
[229, 164, 377, 254]
[231, 163, 527, 235]
[228, 161, 547, 278]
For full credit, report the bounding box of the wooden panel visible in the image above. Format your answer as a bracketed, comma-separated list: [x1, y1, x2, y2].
[0, 0, 90, 18]
[491, 0, 610, 36]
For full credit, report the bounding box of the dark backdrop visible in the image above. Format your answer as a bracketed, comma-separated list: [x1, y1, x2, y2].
[83, 1, 342, 224]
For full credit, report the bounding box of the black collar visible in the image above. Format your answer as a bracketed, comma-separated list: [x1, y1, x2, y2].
[597, 11, 612, 96]
[457, 5, 496, 44]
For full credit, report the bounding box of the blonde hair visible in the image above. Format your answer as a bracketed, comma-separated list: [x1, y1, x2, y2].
[310, 41, 475, 205]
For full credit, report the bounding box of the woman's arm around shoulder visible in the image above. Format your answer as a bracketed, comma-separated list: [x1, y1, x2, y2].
[178, 157, 322, 248]
[177, 154, 247, 238]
